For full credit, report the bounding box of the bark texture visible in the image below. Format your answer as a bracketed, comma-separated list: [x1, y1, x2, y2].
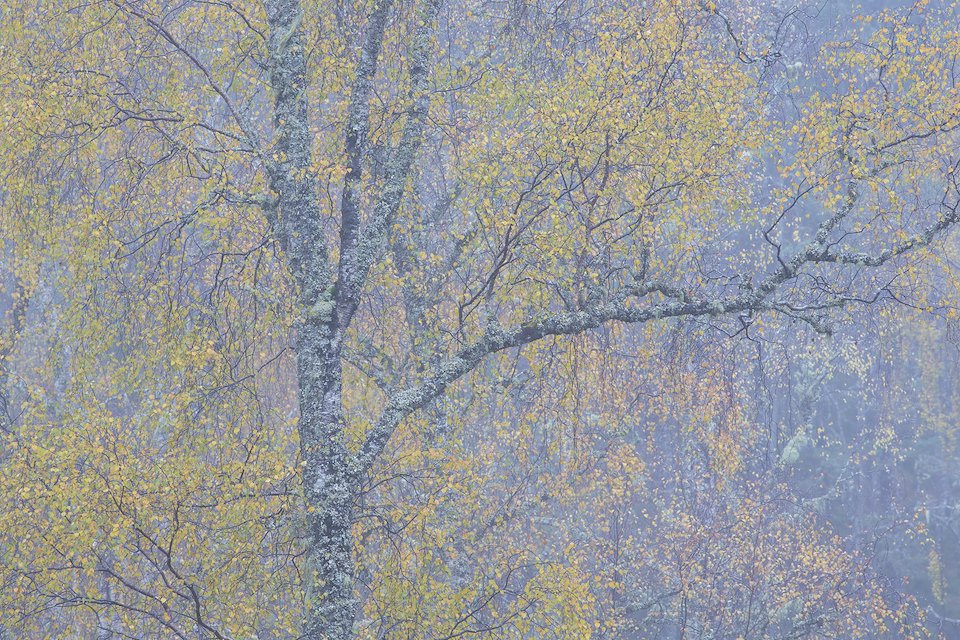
[265, 0, 441, 635]
[265, 1, 356, 637]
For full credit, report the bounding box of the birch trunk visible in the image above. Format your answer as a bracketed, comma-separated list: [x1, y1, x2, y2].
[297, 327, 358, 640]
[265, 0, 359, 637]
[265, 0, 442, 634]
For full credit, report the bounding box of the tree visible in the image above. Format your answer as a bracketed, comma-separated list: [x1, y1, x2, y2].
[1, 0, 959, 638]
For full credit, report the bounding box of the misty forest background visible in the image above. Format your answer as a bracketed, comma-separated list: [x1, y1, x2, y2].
[2, 0, 960, 638]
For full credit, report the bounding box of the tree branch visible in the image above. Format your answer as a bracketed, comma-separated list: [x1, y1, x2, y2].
[357, 192, 960, 472]
[337, 0, 396, 298]
[265, 0, 332, 308]
[333, 0, 444, 340]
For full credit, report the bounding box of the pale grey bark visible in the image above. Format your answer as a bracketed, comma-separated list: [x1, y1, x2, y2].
[265, 1, 353, 638]
[334, 0, 444, 337]
[264, 0, 442, 636]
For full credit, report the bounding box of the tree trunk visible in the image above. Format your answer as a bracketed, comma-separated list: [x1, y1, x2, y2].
[297, 324, 359, 640]
[264, 0, 442, 633]
[264, 0, 359, 636]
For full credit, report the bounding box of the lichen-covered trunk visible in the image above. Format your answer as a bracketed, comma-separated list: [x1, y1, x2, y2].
[264, 0, 359, 636]
[297, 324, 358, 640]
[265, 0, 442, 633]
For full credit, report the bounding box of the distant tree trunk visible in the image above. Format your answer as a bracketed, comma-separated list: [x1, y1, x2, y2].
[0, 279, 28, 640]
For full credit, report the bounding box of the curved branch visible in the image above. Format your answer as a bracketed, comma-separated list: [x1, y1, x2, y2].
[356, 283, 768, 472]
[357, 194, 960, 473]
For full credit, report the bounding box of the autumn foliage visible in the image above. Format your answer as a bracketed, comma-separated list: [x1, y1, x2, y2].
[1, 0, 960, 638]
